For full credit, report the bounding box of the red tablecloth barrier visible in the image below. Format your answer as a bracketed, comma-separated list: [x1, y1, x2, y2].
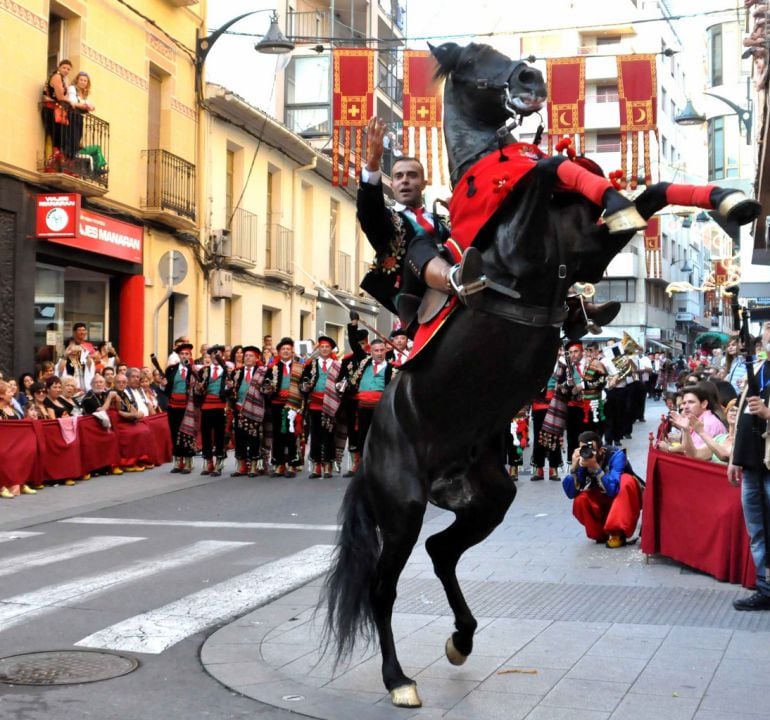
[641, 448, 756, 588]
[0, 413, 170, 484]
[143, 412, 173, 465]
[78, 415, 121, 472]
[110, 411, 156, 463]
[33, 419, 83, 482]
[0, 421, 39, 488]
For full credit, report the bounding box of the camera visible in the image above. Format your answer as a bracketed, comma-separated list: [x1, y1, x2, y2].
[579, 444, 595, 460]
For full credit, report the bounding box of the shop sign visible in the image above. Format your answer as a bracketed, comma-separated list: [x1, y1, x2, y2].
[36, 193, 80, 237]
[36, 194, 143, 265]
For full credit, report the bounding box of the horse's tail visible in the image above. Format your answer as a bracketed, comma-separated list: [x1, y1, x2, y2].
[321, 468, 380, 663]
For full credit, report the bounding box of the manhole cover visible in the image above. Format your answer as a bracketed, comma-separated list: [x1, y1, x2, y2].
[0, 650, 139, 686]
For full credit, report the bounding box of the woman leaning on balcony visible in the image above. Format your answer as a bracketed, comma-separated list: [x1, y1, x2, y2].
[67, 71, 108, 175]
[42, 59, 73, 160]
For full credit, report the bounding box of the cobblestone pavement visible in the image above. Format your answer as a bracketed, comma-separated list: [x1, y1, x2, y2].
[202, 400, 770, 720]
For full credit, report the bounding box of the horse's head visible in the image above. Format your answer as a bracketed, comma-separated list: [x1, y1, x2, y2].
[430, 42, 546, 127]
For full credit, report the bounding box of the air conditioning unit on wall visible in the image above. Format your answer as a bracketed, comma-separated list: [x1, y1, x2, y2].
[210, 269, 233, 299]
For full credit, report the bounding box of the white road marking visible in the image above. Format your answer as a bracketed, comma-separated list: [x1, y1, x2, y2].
[76, 544, 334, 654]
[0, 540, 251, 633]
[0, 532, 43, 543]
[60, 517, 340, 532]
[0, 536, 144, 579]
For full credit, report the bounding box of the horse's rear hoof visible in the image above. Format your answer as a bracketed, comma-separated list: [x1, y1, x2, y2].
[604, 206, 646, 235]
[390, 682, 422, 707]
[445, 636, 469, 666]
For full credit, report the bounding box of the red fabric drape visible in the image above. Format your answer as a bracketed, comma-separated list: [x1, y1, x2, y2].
[617, 54, 658, 188]
[644, 216, 661, 279]
[402, 50, 444, 185]
[546, 57, 586, 155]
[641, 448, 756, 588]
[0, 421, 39, 488]
[78, 415, 121, 472]
[143, 412, 173, 465]
[33, 419, 83, 482]
[332, 49, 374, 186]
[109, 411, 154, 464]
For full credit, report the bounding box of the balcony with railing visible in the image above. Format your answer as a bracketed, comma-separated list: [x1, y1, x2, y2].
[224, 207, 259, 269]
[39, 105, 110, 196]
[265, 223, 294, 281]
[377, 58, 403, 107]
[141, 149, 196, 230]
[333, 251, 352, 293]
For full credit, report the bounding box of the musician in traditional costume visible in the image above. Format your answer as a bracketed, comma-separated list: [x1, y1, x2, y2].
[505, 406, 529, 480]
[198, 345, 230, 477]
[300, 335, 342, 478]
[386, 327, 410, 367]
[563, 340, 588, 462]
[582, 342, 608, 438]
[164, 342, 197, 474]
[263, 337, 304, 478]
[348, 335, 393, 450]
[531, 361, 564, 480]
[337, 323, 370, 477]
[230, 345, 268, 478]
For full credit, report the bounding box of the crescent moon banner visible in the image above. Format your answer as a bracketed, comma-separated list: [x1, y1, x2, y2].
[546, 57, 586, 155]
[617, 54, 658, 189]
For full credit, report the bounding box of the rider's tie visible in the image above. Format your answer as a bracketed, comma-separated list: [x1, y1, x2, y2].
[412, 207, 434, 233]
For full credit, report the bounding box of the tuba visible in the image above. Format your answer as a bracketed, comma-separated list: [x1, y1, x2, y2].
[606, 332, 643, 388]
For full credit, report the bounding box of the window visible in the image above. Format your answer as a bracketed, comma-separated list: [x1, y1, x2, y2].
[593, 279, 636, 303]
[285, 56, 330, 137]
[596, 132, 621, 152]
[597, 35, 622, 47]
[708, 116, 725, 180]
[329, 199, 339, 283]
[596, 84, 618, 103]
[660, 136, 668, 162]
[709, 25, 723, 86]
[660, 87, 668, 117]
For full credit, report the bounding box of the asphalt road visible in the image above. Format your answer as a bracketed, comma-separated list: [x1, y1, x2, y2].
[0, 471, 356, 719]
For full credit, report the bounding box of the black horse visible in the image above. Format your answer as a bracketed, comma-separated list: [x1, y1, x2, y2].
[323, 41, 758, 708]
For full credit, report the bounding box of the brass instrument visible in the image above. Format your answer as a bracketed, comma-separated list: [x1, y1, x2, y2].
[606, 332, 643, 389]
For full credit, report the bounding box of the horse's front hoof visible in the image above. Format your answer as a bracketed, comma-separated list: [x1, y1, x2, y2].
[718, 192, 761, 226]
[390, 682, 422, 708]
[445, 636, 469, 666]
[604, 206, 647, 235]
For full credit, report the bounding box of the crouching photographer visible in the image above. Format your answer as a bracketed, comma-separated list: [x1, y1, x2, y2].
[562, 431, 643, 548]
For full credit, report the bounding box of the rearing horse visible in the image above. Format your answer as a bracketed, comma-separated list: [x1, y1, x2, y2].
[323, 41, 759, 709]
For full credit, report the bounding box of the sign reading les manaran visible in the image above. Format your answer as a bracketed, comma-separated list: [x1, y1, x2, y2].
[36, 193, 143, 265]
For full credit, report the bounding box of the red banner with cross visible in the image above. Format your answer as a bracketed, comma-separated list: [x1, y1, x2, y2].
[402, 50, 444, 185]
[546, 57, 586, 155]
[332, 49, 375, 186]
[617, 54, 658, 189]
[644, 216, 661, 279]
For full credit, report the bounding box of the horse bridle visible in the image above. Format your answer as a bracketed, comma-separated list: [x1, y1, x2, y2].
[448, 60, 537, 188]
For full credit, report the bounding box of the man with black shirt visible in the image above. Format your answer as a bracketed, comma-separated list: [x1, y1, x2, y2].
[729, 320, 770, 611]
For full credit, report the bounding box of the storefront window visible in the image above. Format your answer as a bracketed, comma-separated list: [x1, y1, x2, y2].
[34, 264, 109, 363]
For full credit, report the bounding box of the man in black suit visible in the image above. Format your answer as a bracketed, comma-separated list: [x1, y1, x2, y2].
[358, 116, 481, 326]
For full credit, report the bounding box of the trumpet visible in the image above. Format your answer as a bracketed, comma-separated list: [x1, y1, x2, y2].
[606, 332, 643, 388]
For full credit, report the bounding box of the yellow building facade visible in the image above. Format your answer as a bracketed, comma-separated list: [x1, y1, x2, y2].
[0, 0, 373, 376]
[1, 0, 204, 374]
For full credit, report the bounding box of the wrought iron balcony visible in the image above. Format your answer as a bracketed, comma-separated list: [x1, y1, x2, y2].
[265, 223, 294, 279]
[225, 207, 259, 268]
[142, 149, 196, 228]
[334, 250, 352, 293]
[39, 105, 110, 194]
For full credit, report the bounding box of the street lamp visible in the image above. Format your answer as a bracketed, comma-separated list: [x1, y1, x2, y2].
[195, 10, 294, 99]
[675, 80, 753, 145]
[671, 257, 693, 273]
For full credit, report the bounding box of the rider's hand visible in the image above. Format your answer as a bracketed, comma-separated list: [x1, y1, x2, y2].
[365, 116, 386, 172]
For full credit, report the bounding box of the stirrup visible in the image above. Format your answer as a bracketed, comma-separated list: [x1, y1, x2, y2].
[448, 247, 485, 308]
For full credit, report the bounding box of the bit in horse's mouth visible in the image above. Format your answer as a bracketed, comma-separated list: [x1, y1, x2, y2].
[512, 95, 545, 114]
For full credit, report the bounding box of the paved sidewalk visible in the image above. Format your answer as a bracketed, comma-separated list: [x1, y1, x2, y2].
[201, 401, 770, 720]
